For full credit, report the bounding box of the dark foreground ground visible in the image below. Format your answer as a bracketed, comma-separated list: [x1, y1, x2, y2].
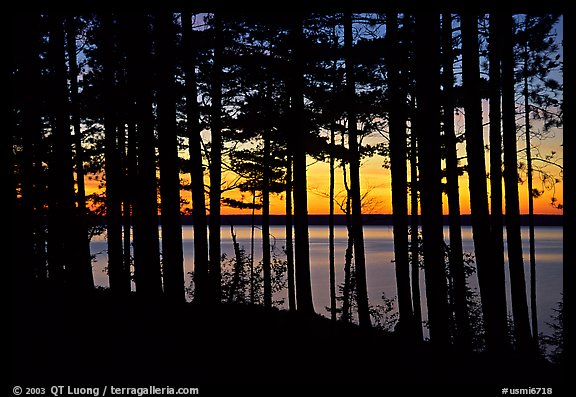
[12, 290, 564, 394]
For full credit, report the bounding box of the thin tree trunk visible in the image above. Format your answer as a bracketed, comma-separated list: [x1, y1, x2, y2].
[102, 14, 127, 296]
[344, 11, 371, 328]
[406, 16, 424, 341]
[462, 13, 508, 352]
[414, 13, 451, 346]
[523, 15, 539, 349]
[156, 13, 185, 302]
[410, 132, 423, 341]
[250, 192, 256, 304]
[125, 14, 162, 299]
[182, 12, 210, 304]
[441, 13, 471, 349]
[501, 14, 533, 354]
[119, 121, 133, 292]
[262, 130, 272, 309]
[289, 15, 314, 314]
[387, 12, 414, 335]
[209, 13, 223, 303]
[488, 14, 511, 352]
[329, 124, 337, 321]
[127, 121, 139, 291]
[285, 154, 296, 312]
[66, 16, 95, 291]
[47, 14, 78, 288]
[341, 160, 354, 324]
[328, 27, 338, 322]
[229, 225, 243, 303]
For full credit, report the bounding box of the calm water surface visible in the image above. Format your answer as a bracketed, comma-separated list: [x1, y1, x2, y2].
[90, 225, 563, 337]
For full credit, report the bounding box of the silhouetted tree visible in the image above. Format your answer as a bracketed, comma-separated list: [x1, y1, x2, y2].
[500, 13, 533, 355]
[119, 121, 133, 293]
[340, 154, 354, 323]
[47, 14, 90, 289]
[289, 14, 314, 314]
[124, 14, 162, 298]
[100, 14, 126, 295]
[488, 13, 510, 351]
[414, 13, 450, 346]
[285, 153, 296, 311]
[328, 123, 337, 321]
[182, 12, 210, 304]
[441, 13, 471, 349]
[403, 15, 424, 342]
[262, 129, 272, 308]
[387, 12, 414, 336]
[409, 135, 423, 342]
[344, 12, 370, 328]
[522, 15, 539, 348]
[462, 13, 509, 352]
[66, 16, 95, 290]
[156, 13, 185, 302]
[209, 13, 224, 303]
[517, 14, 562, 349]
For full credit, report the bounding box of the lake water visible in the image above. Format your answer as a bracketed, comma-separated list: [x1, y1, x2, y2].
[90, 225, 563, 338]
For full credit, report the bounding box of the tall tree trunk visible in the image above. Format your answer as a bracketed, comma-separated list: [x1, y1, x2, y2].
[501, 14, 533, 354]
[47, 14, 79, 288]
[250, 192, 256, 304]
[328, 124, 337, 321]
[328, 27, 338, 322]
[523, 15, 539, 349]
[488, 14, 511, 352]
[156, 13, 185, 302]
[441, 13, 471, 349]
[289, 15, 314, 314]
[405, 16, 423, 341]
[262, 130, 272, 308]
[344, 11, 371, 328]
[102, 14, 127, 296]
[285, 154, 296, 312]
[410, 132, 423, 341]
[209, 14, 223, 303]
[414, 13, 451, 346]
[341, 157, 354, 324]
[65, 17, 94, 291]
[462, 13, 508, 352]
[119, 121, 133, 292]
[182, 12, 210, 304]
[387, 12, 414, 335]
[124, 14, 162, 299]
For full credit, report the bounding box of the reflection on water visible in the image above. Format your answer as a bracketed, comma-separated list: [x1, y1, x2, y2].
[91, 225, 563, 337]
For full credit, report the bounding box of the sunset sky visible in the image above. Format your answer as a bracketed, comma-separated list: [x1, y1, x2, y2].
[214, 107, 563, 216]
[81, 16, 563, 218]
[82, 111, 563, 217]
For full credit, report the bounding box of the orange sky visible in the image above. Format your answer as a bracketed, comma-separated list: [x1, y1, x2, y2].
[84, 125, 563, 217]
[85, 152, 562, 216]
[211, 152, 563, 216]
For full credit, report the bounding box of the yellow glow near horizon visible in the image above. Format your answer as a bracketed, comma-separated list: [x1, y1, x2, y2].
[83, 147, 563, 216]
[83, 150, 562, 216]
[83, 125, 563, 217]
[214, 153, 562, 216]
